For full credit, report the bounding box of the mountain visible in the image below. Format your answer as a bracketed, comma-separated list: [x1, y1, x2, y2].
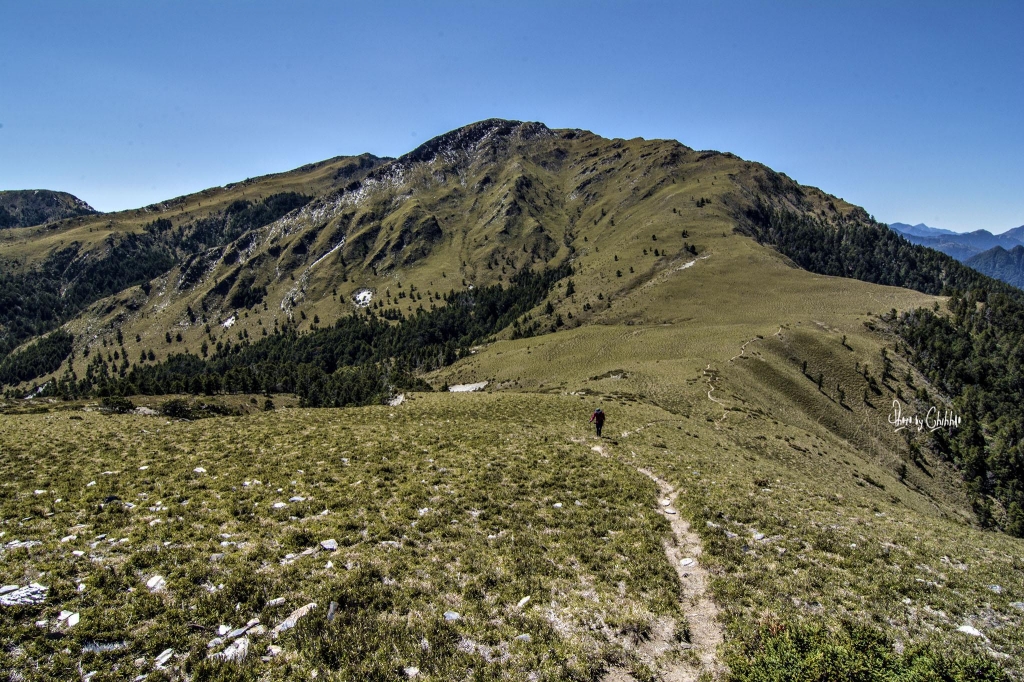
[1, 120, 1023, 679]
[889, 221, 1024, 262]
[888, 221, 959, 238]
[0, 189, 98, 228]
[965, 244, 1024, 289]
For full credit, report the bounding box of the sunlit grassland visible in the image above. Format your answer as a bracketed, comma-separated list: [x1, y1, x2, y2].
[0, 394, 682, 681]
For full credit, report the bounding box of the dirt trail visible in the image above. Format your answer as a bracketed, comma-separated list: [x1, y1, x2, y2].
[592, 443, 725, 681]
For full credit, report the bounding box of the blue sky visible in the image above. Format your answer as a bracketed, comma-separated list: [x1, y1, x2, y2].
[1, 1, 1021, 232]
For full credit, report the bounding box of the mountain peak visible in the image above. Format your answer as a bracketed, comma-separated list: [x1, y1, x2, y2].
[401, 119, 552, 166]
[0, 189, 98, 228]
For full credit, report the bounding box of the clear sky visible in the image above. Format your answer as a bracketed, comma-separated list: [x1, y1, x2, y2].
[1, 1, 1021, 232]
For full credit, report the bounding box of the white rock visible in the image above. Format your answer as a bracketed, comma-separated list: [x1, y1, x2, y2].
[139, 465, 149, 470]
[271, 603, 316, 638]
[211, 637, 249, 662]
[58, 610, 74, 621]
[265, 597, 285, 608]
[272, 502, 287, 509]
[146, 575, 166, 592]
[404, 666, 420, 677]
[34, 489, 46, 495]
[0, 583, 48, 606]
[665, 508, 678, 515]
[325, 561, 334, 569]
[154, 648, 174, 668]
[514, 633, 532, 642]
[753, 532, 766, 541]
[448, 381, 488, 392]
[72, 550, 85, 557]
[517, 596, 531, 608]
[680, 558, 695, 567]
[87, 481, 96, 487]
[68, 612, 80, 627]
[207, 637, 224, 649]
[61, 535, 77, 543]
[193, 467, 207, 474]
[957, 625, 985, 638]
[289, 496, 305, 502]
[444, 611, 460, 621]
[418, 508, 430, 516]
[989, 585, 1003, 594]
[217, 624, 231, 636]
[0, 585, 18, 595]
[1010, 602, 1024, 611]
[320, 539, 338, 551]
[265, 644, 282, 657]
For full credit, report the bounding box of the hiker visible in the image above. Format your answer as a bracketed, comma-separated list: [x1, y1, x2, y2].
[589, 407, 606, 437]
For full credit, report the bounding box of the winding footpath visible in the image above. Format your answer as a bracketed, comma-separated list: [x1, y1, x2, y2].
[593, 443, 725, 681]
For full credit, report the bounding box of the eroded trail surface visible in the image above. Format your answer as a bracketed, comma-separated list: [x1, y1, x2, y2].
[594, 444, 725, 681]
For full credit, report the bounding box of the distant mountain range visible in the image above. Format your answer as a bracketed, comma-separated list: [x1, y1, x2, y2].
[0, 189, 98, 228]
[889, 221, 1024, 287]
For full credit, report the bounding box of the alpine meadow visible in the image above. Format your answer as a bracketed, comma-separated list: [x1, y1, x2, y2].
[2, 119, 1023, 682]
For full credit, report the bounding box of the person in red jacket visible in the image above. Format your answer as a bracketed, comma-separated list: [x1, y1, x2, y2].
[589, 408, 605, 437]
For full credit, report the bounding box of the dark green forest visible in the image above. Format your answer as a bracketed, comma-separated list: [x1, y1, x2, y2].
[33, 262, 572, 408]
[744, 198, 1024, 535]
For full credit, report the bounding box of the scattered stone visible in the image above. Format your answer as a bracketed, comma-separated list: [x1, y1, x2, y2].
[552, 502, 562, 508]
[289, 496, 306, 502]
[327, 601, 338, 622]
[989, 585, 1003, 595]
[514, 634, 532, 643]
[418, 507, 430, 516]
[154, 648, 174, 668]
[665, 508, 678, 515]
[0, 585, 18, 595]
[380, 540, 401, 549]
[35, 620, 48, 628]
[68, 612, 80, 627]
[517, 596, 531, 608]
[271, 603, 317, 638]
[60, 535, 77, 543]
[226, 618, 259, 640]
[325, 560, 334, 569]
[146, 575, 166, 592]
[217, 624, 231, 636]
[193, 467, 207, 474]
[753, 532, 766, 541]
[1010, 602, 1024, 611]
[207, 637, 224, 649]
[58, 610, 74, 621]
[265, 644, 282, 658]
[210, 553, 225, 562]
[34, 489, 47, 495]
[680, 558, 695, 567]
[444, 611, 461, 621]
[320, 539, 338, 552]
[725, 530, 738, 539]
[72, 550, 85, 557]
[660, 499, 671, 506]
[272, 502, 287, 509]
[404, 666, 420, 677]
[82, 641, 127, 653]
[265, 597, 285, 608]
[210, 637, 249, 662]
[248, 624, 266, 637]
[0, 583, 48, 606]
[957, 625, 985, 638]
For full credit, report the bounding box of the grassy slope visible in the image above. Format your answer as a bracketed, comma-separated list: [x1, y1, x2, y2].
[1, 121, 1022, 679]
